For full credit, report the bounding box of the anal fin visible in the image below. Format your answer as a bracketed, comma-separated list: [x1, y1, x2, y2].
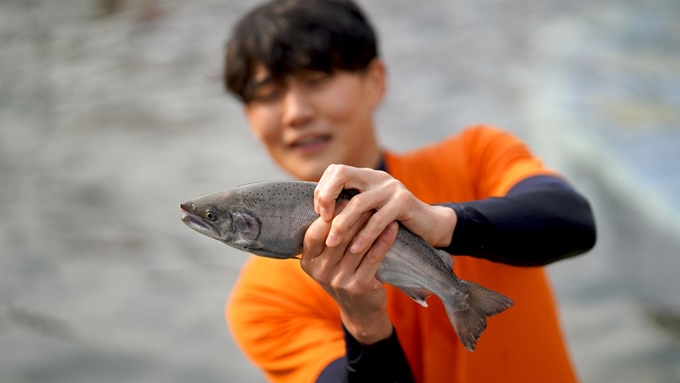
[400, 287, 432, 307]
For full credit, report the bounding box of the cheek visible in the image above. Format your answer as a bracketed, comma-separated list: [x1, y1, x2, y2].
[246, 107, 281, 144]
[320, 86, 371, 125]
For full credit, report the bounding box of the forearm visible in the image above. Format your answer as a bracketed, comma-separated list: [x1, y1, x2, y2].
[438, 176, 596, 266]
[316, 326, 415, 383]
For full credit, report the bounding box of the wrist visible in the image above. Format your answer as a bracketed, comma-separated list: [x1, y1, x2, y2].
[430, 204, 458, 247]
[340, 310, 393, 345]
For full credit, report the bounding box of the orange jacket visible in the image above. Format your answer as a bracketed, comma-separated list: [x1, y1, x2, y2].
[227, 125, 578, 383]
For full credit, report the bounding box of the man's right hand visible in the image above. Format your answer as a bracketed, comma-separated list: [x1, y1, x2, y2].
[300, 201, 398, 345]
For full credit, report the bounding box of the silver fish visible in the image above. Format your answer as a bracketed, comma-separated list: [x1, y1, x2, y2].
[180, 181, 513, 351]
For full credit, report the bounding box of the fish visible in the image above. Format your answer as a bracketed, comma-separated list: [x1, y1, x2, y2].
[179, 180, 513, 351]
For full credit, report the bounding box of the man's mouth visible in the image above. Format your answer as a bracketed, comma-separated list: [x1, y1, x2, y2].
[290, 134, 331, 153]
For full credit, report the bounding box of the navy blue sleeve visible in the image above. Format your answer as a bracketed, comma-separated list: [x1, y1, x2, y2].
[316, 326, 415, 383]
[437, 175, 596, 266]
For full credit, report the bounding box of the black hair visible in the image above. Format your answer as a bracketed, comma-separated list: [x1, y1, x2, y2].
[224, 0, 379, 102]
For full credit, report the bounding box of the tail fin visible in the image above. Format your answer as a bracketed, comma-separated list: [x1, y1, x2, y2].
[444, 280, 514, 352]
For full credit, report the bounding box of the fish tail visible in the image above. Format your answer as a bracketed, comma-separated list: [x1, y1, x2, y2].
[444, 280, 514, 352]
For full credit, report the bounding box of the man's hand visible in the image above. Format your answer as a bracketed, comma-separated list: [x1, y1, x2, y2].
[301, 201, 399, 345]
[314, 164, 458, 254]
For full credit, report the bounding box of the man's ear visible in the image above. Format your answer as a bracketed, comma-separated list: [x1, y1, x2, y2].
[366, 58, 387, 110]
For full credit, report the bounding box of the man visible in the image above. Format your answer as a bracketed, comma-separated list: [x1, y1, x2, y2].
[223, 1, 596, 382]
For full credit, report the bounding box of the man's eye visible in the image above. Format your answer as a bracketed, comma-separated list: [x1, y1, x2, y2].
[307, 73, 331, 85]
[250, 86, 282, 103]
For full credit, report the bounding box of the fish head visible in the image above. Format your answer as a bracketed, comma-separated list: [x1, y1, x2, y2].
[179, 189, 261, 251]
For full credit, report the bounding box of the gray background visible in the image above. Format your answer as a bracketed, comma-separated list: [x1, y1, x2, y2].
[1, 0, 679, 382]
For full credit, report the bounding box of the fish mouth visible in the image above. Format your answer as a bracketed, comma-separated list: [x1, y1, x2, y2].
[181, 212, 218, 238]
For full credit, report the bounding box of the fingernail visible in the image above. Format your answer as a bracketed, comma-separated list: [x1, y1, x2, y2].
[350, 240, 363, 254]
[326, 232, 339, 247]
[320, 207, 329, 221]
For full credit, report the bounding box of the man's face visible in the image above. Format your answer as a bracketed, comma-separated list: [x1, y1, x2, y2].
[243, 60, 386, 181]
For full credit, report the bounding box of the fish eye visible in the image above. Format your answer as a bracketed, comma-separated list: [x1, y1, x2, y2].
[204, 210, 217, 221]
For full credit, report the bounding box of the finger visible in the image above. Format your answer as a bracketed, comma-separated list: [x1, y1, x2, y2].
[349, 198, 402, 254]
[331, 210, 376, 277]
[302, 200, 349, 261]
[354, 222, 398, 283]
[303, 202, 370, 277]
[329, 209, 373, 262]
[316, 165, 371, 222]
[315, 164, 344, 221]
[343, 210, 373, 247]
[301, 217, 332, 263]
[326, 187, 390, 248]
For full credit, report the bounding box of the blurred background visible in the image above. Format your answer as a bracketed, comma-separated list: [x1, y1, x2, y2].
[1, 0, 678, 382]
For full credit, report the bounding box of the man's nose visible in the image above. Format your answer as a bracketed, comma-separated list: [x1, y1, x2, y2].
[282, 87, 314, 127]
